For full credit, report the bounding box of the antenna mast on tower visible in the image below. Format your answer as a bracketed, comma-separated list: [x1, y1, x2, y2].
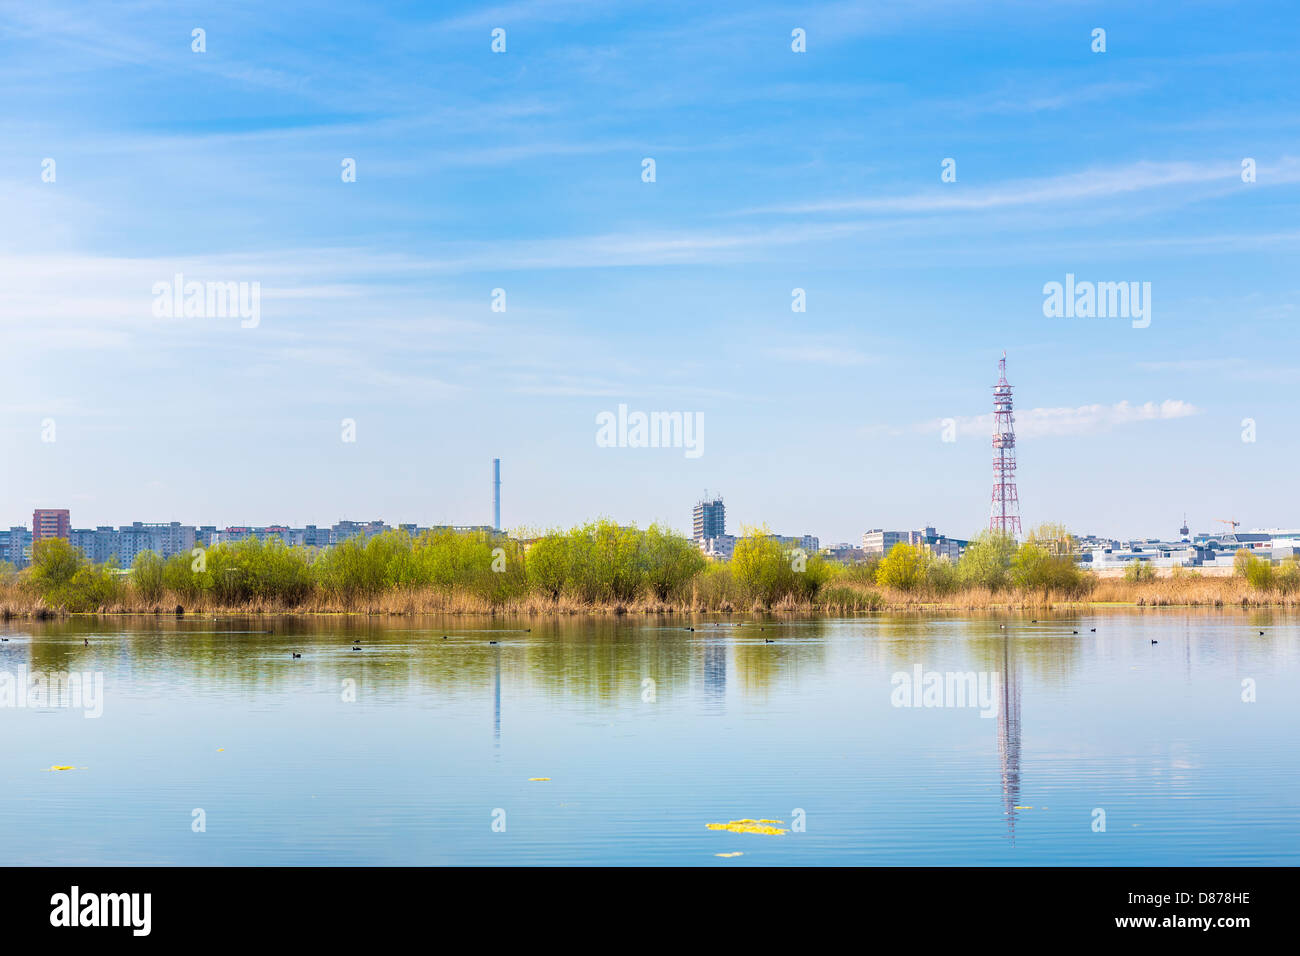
[990, 352, 1022, 537]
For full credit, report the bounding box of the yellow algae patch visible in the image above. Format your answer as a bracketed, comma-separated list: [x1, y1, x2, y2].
[47, 765, 76, 772]
[1013, 806, 1033, 810]
[706, 819, 787, 835]
[758, 819, 784, 825]
[528, 777, 550, 782]
[715, 852, 744, 858]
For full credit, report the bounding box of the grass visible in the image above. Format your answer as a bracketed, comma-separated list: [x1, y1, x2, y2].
[2, 573, 1296, 619]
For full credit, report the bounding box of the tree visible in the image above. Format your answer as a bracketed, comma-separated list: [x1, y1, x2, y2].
[875, 542, 929, 592]
[1243, 554, 1275, 590]
[925, 557, 960, 594]
[525, 531, 570, 601]
[958, 531, 1017, 590]
[731, 526, 795, 605]
[1026, 522, 1075, 558]
[641, 523, 705, 601]
[132, 551, 166, 603]
[29, 538, 84, 596]
[1011, 539, 1089, 595]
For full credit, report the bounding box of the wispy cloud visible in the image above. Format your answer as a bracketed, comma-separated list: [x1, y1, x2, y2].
[864, 400, 1201, 440]
[763, 343, 874, 366]
[744, 158, 1300, 217]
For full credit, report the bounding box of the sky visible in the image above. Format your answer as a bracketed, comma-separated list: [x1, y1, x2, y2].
[2, 0, 1299, 544]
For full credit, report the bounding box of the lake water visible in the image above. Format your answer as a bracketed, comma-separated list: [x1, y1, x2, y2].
[3, 611, 1297, 865]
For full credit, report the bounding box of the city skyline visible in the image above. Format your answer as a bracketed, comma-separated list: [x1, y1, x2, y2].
[4, 2, 1299, 541]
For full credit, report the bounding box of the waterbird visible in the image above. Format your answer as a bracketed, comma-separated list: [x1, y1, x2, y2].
[1259, 630, 1265, 636]
[1151, 639, 1158, 645]
[291, 652, 301, 659]
[351, 646, 361, 651]
[765, 638, 774, 644]
[1030, 620, 1037, 623]
[488, 640, 498, 645]
[84, 638, 89, 646]
[1090, 628, 1096, 632]
[1072, 630, 1079, 635]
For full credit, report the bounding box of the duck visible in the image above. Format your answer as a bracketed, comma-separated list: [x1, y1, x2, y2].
[1151, 639, 1158, 645]
[488, 640, 498, 645]
[764, 638, 774, 644]
[351, 646, 362, 651]
[83, 638, 89, 646]
[1072, 630, 1079, 635]
[1090, 628, 1096, 632]
[291, 652, 301, 659]
[1259, 630, 1265, 636]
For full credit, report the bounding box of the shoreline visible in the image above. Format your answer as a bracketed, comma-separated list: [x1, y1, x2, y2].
[6, 598, 1299, 621]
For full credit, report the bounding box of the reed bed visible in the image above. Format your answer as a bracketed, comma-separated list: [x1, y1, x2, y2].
[2, 573, 1297, 619]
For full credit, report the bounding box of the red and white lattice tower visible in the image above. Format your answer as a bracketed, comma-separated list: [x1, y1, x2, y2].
[990, 352, 1022, 537]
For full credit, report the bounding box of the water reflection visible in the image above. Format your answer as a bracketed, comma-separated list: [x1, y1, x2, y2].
[998, 634, 1022, 842]
[2, 610, 1297, 864]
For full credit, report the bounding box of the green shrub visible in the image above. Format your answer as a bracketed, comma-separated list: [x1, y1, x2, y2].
[925, 558, 960, 594]
[162, 551, 203, 601]
[1275, 559, 1300, 594]
[29, 538, 83, 596]
[132, 551, 166, 603]
[1011, 541, 1090, 595]
[875, 543, 930, 592]
[1124, 560, 1157, 583]
[731, 529, 796, 605]
[641, 523, 706, 601]
[958, 531, 1016, 590]
[1243, 555, 1275, 591]
[523, 531, 570, 601]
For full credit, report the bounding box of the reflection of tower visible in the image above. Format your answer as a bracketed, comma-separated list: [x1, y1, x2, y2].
[998, 635, 1023, 841]
[493, 645, 501, 746]
[990, 352, 1022, 537]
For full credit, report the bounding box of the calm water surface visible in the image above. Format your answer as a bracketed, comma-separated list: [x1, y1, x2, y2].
[2, 611, 1297, 865]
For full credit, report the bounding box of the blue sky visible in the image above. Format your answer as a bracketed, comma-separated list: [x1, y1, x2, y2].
[3, 0, 1299, 543]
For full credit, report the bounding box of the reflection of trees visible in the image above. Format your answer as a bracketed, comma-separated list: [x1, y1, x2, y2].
[9, 615, 833, 706]
[728, 618, 832, 699]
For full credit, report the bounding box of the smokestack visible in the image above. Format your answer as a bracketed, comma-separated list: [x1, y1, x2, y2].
[493, 458, 501, 532]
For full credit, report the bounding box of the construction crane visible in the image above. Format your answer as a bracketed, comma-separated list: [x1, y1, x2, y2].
[1215, 518, 1241, 531]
